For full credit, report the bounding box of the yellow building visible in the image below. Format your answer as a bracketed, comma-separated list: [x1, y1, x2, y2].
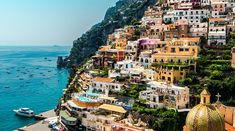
[152, 37, 200, 72]
[82, 104, 127, 131]
[184, 89, 225, 131]
[154, 66, 188, 83]
[115, 32, 131, 50]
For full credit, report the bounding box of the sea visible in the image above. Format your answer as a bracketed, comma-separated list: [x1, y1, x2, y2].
[0, 46, 70, 131]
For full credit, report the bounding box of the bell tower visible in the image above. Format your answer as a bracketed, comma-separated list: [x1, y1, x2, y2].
[200, 89, 211, 104]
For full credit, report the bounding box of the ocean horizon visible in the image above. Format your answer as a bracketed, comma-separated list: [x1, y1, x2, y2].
[0, 46, 70, 131]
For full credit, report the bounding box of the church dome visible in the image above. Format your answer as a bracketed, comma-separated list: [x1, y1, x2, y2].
[185, 89, 225, 131]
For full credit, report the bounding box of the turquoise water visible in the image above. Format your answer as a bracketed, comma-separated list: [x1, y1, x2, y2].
[0, 46, 70, 131]
[79, 96, 92, 102]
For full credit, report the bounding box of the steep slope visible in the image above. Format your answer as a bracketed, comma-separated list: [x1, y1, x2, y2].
[59, 0, 156, 68]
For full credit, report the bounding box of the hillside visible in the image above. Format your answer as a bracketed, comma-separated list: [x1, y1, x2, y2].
[58, 0, 157, 68]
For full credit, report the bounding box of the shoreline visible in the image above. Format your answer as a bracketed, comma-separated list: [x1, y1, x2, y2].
[16, 109, 57, 131]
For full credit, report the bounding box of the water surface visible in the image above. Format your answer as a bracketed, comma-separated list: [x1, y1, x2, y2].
[0, 46, 70, 131]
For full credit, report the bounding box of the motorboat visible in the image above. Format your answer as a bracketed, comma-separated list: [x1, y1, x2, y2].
[13, 107, 35, 117]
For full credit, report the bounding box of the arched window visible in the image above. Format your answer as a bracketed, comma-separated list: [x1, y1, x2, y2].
[145, 59, 149, 63]
[178, 59, 181, 63]
[141, 58, 143, 62]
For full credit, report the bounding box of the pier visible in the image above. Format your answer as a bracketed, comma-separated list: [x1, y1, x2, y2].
[16, 110, 57, 131]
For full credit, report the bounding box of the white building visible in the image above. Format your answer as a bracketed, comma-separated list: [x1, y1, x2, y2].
[208, 18, 227, 45]
[189, 22, 208, 37]
[139, 81, 189, 109]
[139, 51, 153, 68]
[163, 9, 210, 25]
[125, 41, 138, 61]
[115, 60, 137, 70]
[89, 77, 123, 96]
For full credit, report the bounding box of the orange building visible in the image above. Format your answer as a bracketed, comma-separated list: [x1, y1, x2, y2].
[232, 47, 235, 68]
[92, 46, 125, 68]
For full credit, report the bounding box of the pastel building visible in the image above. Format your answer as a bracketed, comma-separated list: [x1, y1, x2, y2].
[208, 18, 227, 45]
[139, 51, 152, 68]
[138, 38, 161, 51]
[92, 46, 125, 68]
[152, 38, 200, 68]
[115, 60, 136, 70]
[114, 31, 132, 50]
[107, 26, 136, 50]
[163, 9, 210, 25]
[139, 81, 189, 109]
[143, 69, 157, 81]
[163, 20, 189, 40]
[167, 0, 201, 7]
[154, 66, 188, 83]
[232, 47, 235, 68]
[90, 77, 123, 96]
[111, 114, 153, 131]
[142, 6, 163, 26]
[189, 22, 208, 37]
[211, 0, 226, 14]
[140, 24, 169, 39]
[125, 41, 138, 61]
[82, 104, 127, 131]
[175, 19, 189, 38]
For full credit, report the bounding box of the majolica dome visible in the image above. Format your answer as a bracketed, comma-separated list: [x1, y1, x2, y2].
[185, 89, 225, 131]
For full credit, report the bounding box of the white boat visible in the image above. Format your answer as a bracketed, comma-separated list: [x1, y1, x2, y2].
[13, 107, 35, 117]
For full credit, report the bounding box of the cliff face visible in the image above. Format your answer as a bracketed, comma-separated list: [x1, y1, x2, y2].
[60, 0, 157, 68]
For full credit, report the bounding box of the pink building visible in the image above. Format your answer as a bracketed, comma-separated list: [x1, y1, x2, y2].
[211, 0, 226, 14]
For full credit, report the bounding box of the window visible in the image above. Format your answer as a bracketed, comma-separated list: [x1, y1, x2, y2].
[178, 59, 181, 63]
[145, 59, 149, 63]
[168, 77, 171, 81]
[171, 48, 176, 53]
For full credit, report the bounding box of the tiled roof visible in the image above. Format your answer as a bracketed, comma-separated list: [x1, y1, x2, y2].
[94, 77, 114, 83]
[98, 104, 127, 113]
[209, 18, 225, 21]
[178, 37, 200, 42]
[99, 46, 111, 51]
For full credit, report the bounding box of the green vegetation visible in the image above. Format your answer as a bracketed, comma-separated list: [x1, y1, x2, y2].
[152, 63, 192, 69]
[179, 39, 235, 106]
[119, 84, 147, 99]
[61, 0, 157, 68]
[132, 104, 181, 131]
[90, 67, 109, 77]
